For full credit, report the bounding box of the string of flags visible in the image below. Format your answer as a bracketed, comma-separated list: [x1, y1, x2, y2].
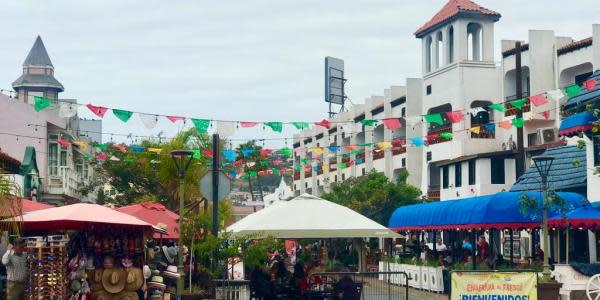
[29, 79, 596, 136]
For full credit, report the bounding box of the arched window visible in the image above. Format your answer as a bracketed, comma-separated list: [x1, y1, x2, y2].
[426, 36, 433, 72]
[447, 26, 454, 63]
[436, 31, 444, 68]
[467, 23, 483, 61]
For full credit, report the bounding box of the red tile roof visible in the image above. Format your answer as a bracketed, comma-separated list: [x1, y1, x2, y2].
[415, 0, 500, 37]
[557, 37, 593, 55]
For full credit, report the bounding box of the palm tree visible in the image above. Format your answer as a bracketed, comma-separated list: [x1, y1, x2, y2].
[0, 170, 23, 235]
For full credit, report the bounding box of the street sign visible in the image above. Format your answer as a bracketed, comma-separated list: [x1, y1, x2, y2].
[200, 171, 232, 201]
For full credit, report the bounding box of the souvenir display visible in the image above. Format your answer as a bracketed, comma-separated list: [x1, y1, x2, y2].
[25, 235, 69, 300]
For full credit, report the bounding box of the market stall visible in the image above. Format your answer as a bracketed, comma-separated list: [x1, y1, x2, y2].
[2, 203, 172, 300]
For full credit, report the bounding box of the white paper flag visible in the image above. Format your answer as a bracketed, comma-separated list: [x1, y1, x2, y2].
[216, 121, 236, 137]
[340, 123, 354, 135]
[139, 114, 158, 129]
[109, 156, 120, 161]
[404, 116, 421, 127]
[468, 107, 486, 116]
[547, 89, 565, 103]
[59, 103, 78, 118]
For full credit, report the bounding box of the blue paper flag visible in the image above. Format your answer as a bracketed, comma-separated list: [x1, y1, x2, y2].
[222, 150, 237, 162]
[410, 137, 425, 147]
[484, 123, 495, 134]
[129, 145, 145, 153]
[241, 149, 255, 157]
[327, 146, 340, 152]
[356, 158, 363, 164]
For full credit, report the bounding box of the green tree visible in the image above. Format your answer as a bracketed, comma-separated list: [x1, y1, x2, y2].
[321, 170, 421, 225]
[0, 170, 23, 234]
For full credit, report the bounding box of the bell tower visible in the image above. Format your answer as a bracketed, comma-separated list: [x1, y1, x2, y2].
[12, 36, 64, 104]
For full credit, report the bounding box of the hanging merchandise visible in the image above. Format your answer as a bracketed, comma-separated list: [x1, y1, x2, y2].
[191, 118, 211, 133]
[112, 109, 133, 122]
[381, 118, 402, 130]
[138, 113, 159, 129]
[264, 122, 283, 133]
[34, 96, 53, 112]
[86, 104, 109, 118]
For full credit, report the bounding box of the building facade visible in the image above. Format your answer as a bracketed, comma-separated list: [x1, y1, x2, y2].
[292, 0, 600, 204]
[0, 36, 101, 204]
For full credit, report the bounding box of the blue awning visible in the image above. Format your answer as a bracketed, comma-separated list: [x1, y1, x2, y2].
[388, 192, 587, 231]
[564, 70, 600, 111]
[549, 206, 600, 228]
[558, 111, 598, 137]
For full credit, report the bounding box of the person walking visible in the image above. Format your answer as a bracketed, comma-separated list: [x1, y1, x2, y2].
[2, 240, 28, 300]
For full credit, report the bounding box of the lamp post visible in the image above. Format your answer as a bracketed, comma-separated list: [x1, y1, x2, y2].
[532, 155, 555, 281]
[171, 149, 194, 297]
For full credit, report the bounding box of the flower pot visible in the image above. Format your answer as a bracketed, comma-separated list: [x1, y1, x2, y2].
[537, 281, 562, 300]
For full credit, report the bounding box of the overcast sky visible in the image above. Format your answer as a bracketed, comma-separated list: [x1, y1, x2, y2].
[0, 1, 597, 148]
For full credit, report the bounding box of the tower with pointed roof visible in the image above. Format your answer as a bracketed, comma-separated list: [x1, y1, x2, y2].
[12, 36, 64, 104]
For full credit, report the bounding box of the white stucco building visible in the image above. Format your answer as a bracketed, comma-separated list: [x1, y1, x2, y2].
[292, 0, 600, 204]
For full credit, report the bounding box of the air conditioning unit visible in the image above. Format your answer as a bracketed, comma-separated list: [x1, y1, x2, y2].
[538, 128, 557, 144]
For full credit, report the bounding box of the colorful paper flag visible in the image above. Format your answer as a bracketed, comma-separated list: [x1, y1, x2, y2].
[216, 121, 236, 137]
[583, 79, 597, 91]
[344, 145, 357, 151]
[468, 107, 486, 116]
[541, 111, 550, 120]
[446, 111, 464, 123]
[112, 109, 133, 122]
[314, 119, 332, 129]
[484, 123, 495, 134]
[327, 146, 340, 152]
[191, 118, 211, 133]
[410, 137, 425, 147]
[376, 142, 392, 150]
[86, 104, 108, 118]
[97, 153, 108, 161]
[440, 132, 453, 140]
[381, 118, 402, 130]
[34, 96, 53, 112]
[73, 140, 88, 150]
[113, 144, 127, 153]
[59, 103, 77, 118]
[222, 150, 236, 162]
[488, 103, 507, 113]
[147, 148, 162, 154]
[546, 89, 564, 102]
[424, 113, 443, 125]
[313, 147, 325, 155]
[201, 149, 214, 157]
[264, 122, 283, 133]
[498, 120, 512, 129]
[292, 122, 309, 130]
[360, 119, 378, 126]
[469, 126, 481, 134]
[241, 149, 255, 157]
[512, 117, 525, 128]
[565, 84, 581, 97]
[338, 163, 347, 170]
[278, 148, 292, 157]
[166, 115, 185, 123]
[510, 98, 527, 110]
[240, 121, 258, 128]
[139, 114, 158, 129]
[129, 145, 145, 153]
[56, 139, 70, 148]
[529, 94, 548, 107]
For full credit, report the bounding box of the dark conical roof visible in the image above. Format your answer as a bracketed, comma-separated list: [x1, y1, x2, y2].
[23, 36, 54, 67]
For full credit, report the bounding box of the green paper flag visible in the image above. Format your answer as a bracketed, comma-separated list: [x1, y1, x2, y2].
[278, 148, 292, 157]
[265, 122, 283, 133]
[512, 117, 525, 128]
[34, 96, 53, 112]
[193, 149, 201, 159]
[112, 109, 133, 122]
[510, 98, 527, 110]
[249, 171, 258, 177]
[424, 113, 443, 125]
[360, 119, 378, 126]
[96, 143, 108, 151]
[84, 154, 91, 160]
[338, 163, 347, 170]
[272, 168, 280, 175]
[301, 158, 309, 165]
[440, 132, 453, 140]
[488, 103, 507, 113]
[565, 84, 581, 97]
[124, 157, 134, 163]
[191, 119, 211, 133]
[260, 161, 270, 166]
[242, 173, 249, 179]
[351, 149, 362, 155]
[292, 122, 309, 130]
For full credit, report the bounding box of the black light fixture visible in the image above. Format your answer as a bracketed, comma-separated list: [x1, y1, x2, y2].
[532, 155, 555, 183]
[170, 150, 194, 178]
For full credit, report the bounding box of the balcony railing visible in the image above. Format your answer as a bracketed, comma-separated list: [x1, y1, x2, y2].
[373, 150, 384, 160]
[392, 146, 406, 155]
[427, 126, 452, 145]
[427, 189, 440, 200]
[504, 92, 531, 117]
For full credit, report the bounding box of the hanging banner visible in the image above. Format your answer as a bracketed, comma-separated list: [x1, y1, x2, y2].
[450, 271, 537, 300]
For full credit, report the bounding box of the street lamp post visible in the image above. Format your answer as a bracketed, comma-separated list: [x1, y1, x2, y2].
[532, 155, 555, 281]
[171, 149, 194, 297]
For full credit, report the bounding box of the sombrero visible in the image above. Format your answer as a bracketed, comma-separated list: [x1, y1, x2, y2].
[124, 267, 144, 291]
[93, 290, 112, 300]
[101, 268, 127, 294]
[113, 291, 139, 300]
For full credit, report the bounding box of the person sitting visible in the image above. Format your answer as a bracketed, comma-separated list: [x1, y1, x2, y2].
[435, 238, 447, 252]
[334, 269, 359, 300]
[534, 243, 544, 265]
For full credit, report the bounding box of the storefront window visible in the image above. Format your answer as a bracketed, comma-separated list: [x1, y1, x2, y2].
[48, 143, 58, 176]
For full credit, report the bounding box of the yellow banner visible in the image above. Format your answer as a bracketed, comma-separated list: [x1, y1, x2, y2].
[451, 272, 537, 300]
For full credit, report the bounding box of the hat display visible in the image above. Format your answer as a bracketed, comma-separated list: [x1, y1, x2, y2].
[162, 246, 177, 264]
[148, 289, 164, 300]
[163, 265, 180, 278]
[143, 265, 151, 280]
[70, 279, 82, 292]
[86, 255, 95, 270]
[124, 268, 143, 291]
[93, 290, 112, 300]
[101, 268, 127, 294]
[121, 257, 133, 268]
[147, 275, 166, 290]
[103, 256, 115, 269]
[113, 291, 139, 300]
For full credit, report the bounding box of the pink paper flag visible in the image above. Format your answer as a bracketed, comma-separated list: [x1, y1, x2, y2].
[166, 115, 186, 123]
[260, 149, 273, 157]
[498, 121, 512, 129]
[583, 79, 597, 91]
[86, 104, 108, 118]
[541, 111, 550, 120]
[240, 122, 258, 128]
[97, 153, 108, 161]
[381, 118, 402, 130]
[445, 111, 465, 123]
[528, 94, 548, 107]
[201, 149, 214, 157]
[57, 139, 70, 148]
[113, 144, 127, 153]
[314, 119, 332, 129]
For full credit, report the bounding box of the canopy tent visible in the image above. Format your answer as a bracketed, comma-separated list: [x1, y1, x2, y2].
[117, 202, 179, 239]
[227, 193, 401, 238]
[388, 192, 587, 231]
[549, 206, 600, 228]
[3, 203, 160, 232]
[0, 197, 53, 218]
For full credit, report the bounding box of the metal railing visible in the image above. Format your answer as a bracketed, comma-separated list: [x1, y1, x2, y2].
[213, 279, 251, 300]
[307, 271, 410, 300]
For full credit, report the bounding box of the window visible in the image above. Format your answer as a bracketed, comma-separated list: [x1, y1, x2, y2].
[427, 152, 432, 162]
[594, 137, 600, 167]
[334, 175, 338, 182]
[401, 107, 406, 117]
[60, 148, 68, 167]
[468, 159, 476, 185]
[490, 158, 505, 184]
[447, 26, 454, 63]
[455, 163, 462, 187]
[426, 85, 432, 95]
[361, 168, 365, 176]
[48, 143, 58, 176]
[27, 91, 44, 105]
[402, 158, 406, 167]
[342, 174, 346, 180]
[442, 166, 449, 189]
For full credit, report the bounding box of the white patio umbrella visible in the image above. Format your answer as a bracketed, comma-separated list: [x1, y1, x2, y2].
[226, 193, 401, 239]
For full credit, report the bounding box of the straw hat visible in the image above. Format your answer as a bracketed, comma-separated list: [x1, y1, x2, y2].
[101, 268, 127, 294]
[93, 290, 112, 300]
[162, 246, 177, 264]
[147, 275, 166, 290]
[162, 265, 180, 279]
[124, 268, 144, 291]
[113, 291, 139, 300]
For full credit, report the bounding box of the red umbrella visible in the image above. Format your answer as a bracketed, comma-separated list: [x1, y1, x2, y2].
[117, 202, 179, 239]
[8, 203, 155, 232]
[0, 197, 53, 218]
